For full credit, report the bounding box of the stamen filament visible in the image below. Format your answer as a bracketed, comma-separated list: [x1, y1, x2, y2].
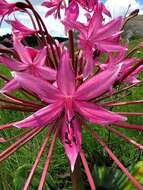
[96, 80, 143, 102]
[0, 73, 9, 81]
[0, 104, 37, 112]
[114, 122, 143, 131]
[4, 93, 42, 107]
[0, 97, 42, 109]
[0, 128, 43, 161]
[104, 126, 143, 150]
[119, 59, 143, 83]
[1, 129, 31, 143]
[104, 100, 143, 106]
[23, 126, 54, 190]
[0, 122, 16, 130]
[80, 149, 96, 190]
[116, 112, 143, 116]
[38, 127, 59, 190]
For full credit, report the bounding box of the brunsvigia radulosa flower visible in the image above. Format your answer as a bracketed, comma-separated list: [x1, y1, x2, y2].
[0, 0, 143, 189]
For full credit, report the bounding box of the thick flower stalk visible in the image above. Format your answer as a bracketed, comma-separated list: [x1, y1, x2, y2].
[0, 0, 143, 190]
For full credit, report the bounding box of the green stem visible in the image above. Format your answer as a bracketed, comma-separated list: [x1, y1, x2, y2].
[69, 30, 75, 70]
[70, 156, 85, 190]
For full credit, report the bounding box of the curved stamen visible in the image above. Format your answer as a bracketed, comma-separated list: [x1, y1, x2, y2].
[4, 93, 42, 107]
[80, 149, 96, 190]
[0, 73, 9, 81]
[0, 128, 43, 162]
[38, 127, 59, 190]
[116, 112, 143, 116]
[114, 122, 143, 131]
[0, 128, 31, 143]
[23, 126, 54, 190]
[95, 80, 143, 102]
[104, 100, 143, 107]
[0, 104, 37, 112]
[0, 122, 16, 130]
[104, 126, 143, 150]
[118, 59, 143, 83]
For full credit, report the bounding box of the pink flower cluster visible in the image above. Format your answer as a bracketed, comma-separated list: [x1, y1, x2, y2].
[0, 0, 143, 189]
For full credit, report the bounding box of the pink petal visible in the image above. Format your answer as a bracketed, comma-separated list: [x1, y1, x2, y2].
[101, 3, 111, 17]
[95, 17, 123, 41]
[57, 51, 75, 96]
[65, 96, 74, 121]
[15, 101, 64, 128]
[96, 41, 127, 52]
[130, 65, 143, 76]
[33, 47, 47, 66]
[117, 60, 142, 84]
[61, 117, 82, 171]
[26, 47, 38, 60]
[0, 77, 20, 93]
[15, 73, 62, 103]
[124, 77, 140, 84]
[108, 49, 127, 66]
[13, 38, 32, 64]
[75, 65, 122, 101]
[88, 3, 103, 37]
[36, 66, 57, 81]
[0, 0, 17, 17]
[61, 19, 85, 34]
[74, 101, 126, 125]
[7, 19, 37, 35]
[121, 58, 137, 68]
[45, 7, 57, 17]
[0, 55, 27, 71]
[65, 1, 79, 22]
[83, 56, 95, 77]
[42, 1, 55, 7]
[0, 44, 14, 54]
[0, 137, 6, 143]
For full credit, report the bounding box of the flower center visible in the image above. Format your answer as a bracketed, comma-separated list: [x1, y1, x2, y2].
[64, 116, 76, 146]
[65, 96, 73, 122]
[92, 49, 101, 60]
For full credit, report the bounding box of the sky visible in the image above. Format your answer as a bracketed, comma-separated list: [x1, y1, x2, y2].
[1, 0, 143, 37]
[105, 0, 143, 18]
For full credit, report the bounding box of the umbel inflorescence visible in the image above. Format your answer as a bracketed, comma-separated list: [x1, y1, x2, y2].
[0, 0, 143, 189]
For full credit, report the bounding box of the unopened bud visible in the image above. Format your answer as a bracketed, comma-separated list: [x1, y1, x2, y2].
[16, 2, 29, 9]
[129, 9, 139, 17]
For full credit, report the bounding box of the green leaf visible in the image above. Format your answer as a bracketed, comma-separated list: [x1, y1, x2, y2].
[13, 164, 57, 190]
[123, 161, 143, 190]
[92, 162, 143, 190]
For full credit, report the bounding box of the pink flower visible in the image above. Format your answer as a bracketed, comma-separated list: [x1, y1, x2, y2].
[0, 1, 143, 189]
[62, 3, 126, 76]
[101, 50, 143, 84]
[0, 0, 17, 23]
[42, 0, 66, 18]
[0, 39, 56, 93]
[65, 1, 79, 24]
[13, 50, 126, 171]
[123, 65, 143, 84]
[0, 0, 16, 15]
[76, 0, 111, 16]
[77, 0, 98, 10]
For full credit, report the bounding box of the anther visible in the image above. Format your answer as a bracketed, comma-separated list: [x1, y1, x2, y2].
[93, 49, 101, 60]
